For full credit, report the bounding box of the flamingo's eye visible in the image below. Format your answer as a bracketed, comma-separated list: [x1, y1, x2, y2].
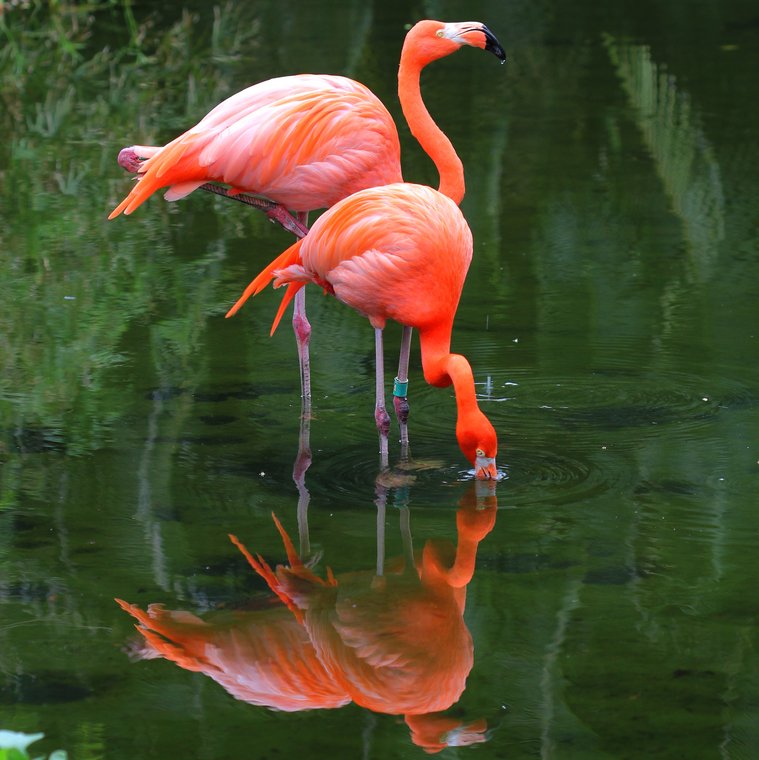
[476, 448, 485, 457]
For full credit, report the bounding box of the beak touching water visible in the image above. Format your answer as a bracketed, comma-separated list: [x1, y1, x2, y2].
[475, 454, 499, 480]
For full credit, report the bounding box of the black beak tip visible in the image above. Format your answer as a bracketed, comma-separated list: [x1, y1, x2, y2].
[483, 25, 507, 62]
[490, 43, 507, 63]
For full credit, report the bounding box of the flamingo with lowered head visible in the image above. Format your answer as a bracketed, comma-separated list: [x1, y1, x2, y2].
[108, 20, 505, 433]
[229, 490, 497, 720]
[226, 181, 499, 477]
[115, 483, 497, 751]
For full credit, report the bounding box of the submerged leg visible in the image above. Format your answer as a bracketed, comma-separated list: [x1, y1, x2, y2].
[292, 212, 312, 410]
[375, 481, 387, 577]
[374, 327, 390, 470]
[393, 326, 412, 459]
[293, 410, 312, 558]
[399, 504, 414, 568]
[291, 214, 312, 558]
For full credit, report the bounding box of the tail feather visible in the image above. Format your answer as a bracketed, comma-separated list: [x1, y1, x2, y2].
[114, 598, 214, 672]
[108, 135, 201, 219]
[163, 180, 207, 201]
[225, 238, 304, 318]
[229, 533, 304, 622]
[115, 597, 155, 628]
[270, 282, 305, 336]
[271, 513, 304, 569]
[114, 598, 205, 642]
[138, 627, 211, 673]
[108, 188, 140, 220]
[229, 514, 336, 622]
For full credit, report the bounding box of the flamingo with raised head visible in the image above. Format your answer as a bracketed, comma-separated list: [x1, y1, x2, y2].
[108, 20, 505, 430]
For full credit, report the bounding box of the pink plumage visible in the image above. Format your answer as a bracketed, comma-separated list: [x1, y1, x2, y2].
[108, 74, 401, 219]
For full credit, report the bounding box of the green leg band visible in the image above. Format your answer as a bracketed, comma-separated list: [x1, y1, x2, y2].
[393, 377, 409, 397]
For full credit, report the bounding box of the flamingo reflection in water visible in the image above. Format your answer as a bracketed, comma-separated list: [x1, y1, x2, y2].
[116, 483, 497, 753]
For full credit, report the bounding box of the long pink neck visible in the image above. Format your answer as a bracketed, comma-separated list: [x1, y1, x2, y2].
[398, 51, 465, 205]
[418, 323, 480, 419]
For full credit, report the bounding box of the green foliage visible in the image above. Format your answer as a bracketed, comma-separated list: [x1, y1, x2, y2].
[0, 1, 262, 455]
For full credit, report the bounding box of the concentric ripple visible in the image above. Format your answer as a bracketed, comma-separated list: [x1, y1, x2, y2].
[492, 445, 631, 507]
[487, 367, 756, 440]
[193, 357, 756, 510]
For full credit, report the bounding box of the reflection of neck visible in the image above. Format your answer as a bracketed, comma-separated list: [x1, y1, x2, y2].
[420, 491, 496, 612]
[398, 51, 465, 204]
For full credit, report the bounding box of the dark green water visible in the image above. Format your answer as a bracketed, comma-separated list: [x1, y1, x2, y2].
[2, 1, 758, 758]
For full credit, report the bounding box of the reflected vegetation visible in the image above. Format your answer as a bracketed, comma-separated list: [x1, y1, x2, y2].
[604, 34, 725, 279]
[117, 483, 497, 754]
[0, 1, 263, 458]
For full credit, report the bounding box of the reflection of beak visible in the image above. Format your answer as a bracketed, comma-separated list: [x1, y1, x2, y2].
[474, 455, 498, 480]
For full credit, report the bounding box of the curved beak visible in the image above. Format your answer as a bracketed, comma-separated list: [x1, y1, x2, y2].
[474, 455, 498, 480]
[482, 25, 506, 62]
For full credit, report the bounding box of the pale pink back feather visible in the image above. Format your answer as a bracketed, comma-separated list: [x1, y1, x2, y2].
[118, 74, 402, 215]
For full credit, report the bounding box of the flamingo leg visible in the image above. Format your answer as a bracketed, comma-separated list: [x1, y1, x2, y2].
[393, 326, 412, 458]
[292, 212, 312, 411]
[204, 192, 311, 404]
[374, 327, 391, 470]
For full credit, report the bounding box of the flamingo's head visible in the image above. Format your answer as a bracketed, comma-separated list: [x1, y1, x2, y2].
[456, 408, 499, 480]
[405, 20, 506, 65]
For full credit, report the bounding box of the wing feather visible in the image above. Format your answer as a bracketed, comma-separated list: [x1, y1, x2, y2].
[294, 184, 473, 329]
[110, 74, 401, 218]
